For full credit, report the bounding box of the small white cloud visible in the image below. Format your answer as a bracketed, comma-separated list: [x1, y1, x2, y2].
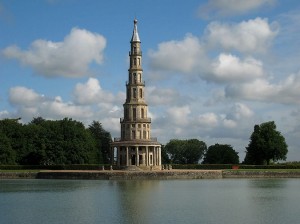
[166, 105, 191, 126]
[197, 112, 218, 127]
[0, 110, 9, 119]
[148, 34, 206, 73]
[223, 119, 237, 128]
[228, 103, 254, 120]
[2, 28, 106, 77]
[41, 100, 93, 119]
[9, 86, 44, 107]
[146, 86, 183, 106]
[205, 18, 278, 53]
[73, 77, 114, 105]
[211, 53, 264, 82]
[198, 0, 276, 18]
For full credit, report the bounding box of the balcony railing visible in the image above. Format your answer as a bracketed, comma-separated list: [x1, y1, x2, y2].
[126, 81, 145, 86]
[113, 137, 158, 142]
[129, 51, 142, 56]
[120, 117, 151, 123]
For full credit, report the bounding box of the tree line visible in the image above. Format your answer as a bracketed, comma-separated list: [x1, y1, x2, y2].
[0, 117, 288, 165]
[0, 117, 111, 165]
[162, 121, 288, 165]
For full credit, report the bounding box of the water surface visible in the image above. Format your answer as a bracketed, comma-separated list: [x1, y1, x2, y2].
[0, 179, 299, 224]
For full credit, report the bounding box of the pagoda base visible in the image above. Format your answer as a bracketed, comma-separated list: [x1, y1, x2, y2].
[110, 140, 162, 169]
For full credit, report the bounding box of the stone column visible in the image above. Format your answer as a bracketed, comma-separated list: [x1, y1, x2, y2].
[142, 153, 145, 165]
[157, 147, 159, 166]
[136, 146, 139, 166]
[117, 147, 120, 167]
[126, 146, 129, 166]
[153, 146, 157, 166]
[146, 146, 149, 166]
[158, 146, 161, 166]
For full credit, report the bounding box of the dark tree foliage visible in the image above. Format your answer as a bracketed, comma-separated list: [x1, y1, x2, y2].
[0, 117, 112, 165]
[164, 139, 207, 164]
[244, 121, 288, 165]
[0, 132, 16, 164]
[0, 118, 26, 164]
[202, 144, 239, 164]
[161, 145, 171, 164]
[88, 121, 111, 163]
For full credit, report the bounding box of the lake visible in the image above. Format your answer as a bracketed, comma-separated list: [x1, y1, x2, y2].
[0, 178, 299, 224]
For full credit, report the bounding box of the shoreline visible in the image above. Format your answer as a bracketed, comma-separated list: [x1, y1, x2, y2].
[1, 169, 300, 180]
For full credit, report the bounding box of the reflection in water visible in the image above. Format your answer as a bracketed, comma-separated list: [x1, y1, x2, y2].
[0, 179, 93, 193]
[1, 179, 300, 224]
[113, 180, 161, 224]
[245, 179, 299, 224]
[249, 178, 288, 189]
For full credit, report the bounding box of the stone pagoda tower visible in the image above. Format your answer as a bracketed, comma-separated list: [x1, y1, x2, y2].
[111, 19, 161, 170]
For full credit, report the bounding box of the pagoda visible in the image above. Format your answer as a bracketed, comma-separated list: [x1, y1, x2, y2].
[110, 19, 162, 170]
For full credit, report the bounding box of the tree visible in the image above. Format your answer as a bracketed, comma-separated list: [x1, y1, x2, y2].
[202, 144, 239, 164]
[0, 132, 16, 164]
[88, 121, 111, 164]
[244, 121, 288, 165]
[0, 118, 26, 163]
[21, 123, 47, 165]
[164, 139, 207, 164]
[0, 117, 113, 165]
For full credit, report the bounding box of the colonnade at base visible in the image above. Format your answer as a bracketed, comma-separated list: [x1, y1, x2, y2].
[111, 145, 161, 168]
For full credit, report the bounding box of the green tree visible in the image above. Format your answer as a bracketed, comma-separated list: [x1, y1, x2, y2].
[244, 121, 288, 165]
[88, 121, 111, 164]
[21, 123, 47, 165]
[202, 144, 239, 164]
[25, 117, 99, 165]
[0, 118, 26, 163]
[0, 132, 16, 164]
[165, 139, 207, 164]
[57, 118, 98, 164]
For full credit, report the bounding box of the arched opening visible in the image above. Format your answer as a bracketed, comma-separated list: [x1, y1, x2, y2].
[131, 154, 136, 165]
[141, 108, 144, 118]
[139, 89, 143, 98]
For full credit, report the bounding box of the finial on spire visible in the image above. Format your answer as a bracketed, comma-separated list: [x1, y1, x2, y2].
[131, 18, 140, 42]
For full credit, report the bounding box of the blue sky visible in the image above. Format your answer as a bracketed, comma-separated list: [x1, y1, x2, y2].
[1, 0, 300, 162]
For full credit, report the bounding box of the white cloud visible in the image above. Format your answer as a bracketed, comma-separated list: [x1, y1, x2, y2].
[226, 79, 278, 101]
[225, 71, 300, 104]
[166, 105, 191, 126]
[0, 110, 9, 119]
[222, 118, 237, 128]
[197, 112, 218, 127]
[6, 78, 124, 138]
[146, 86, 185, 106]
[9, 86, 44, 107]
[211, 53, 264, 82]
[73, 77, 114, 104]
[148, 18, 275, 85]
[205, 18, 278, 53]
[9, 86, 93, 121]
[198, 0, 276, 18]
[227, 103, 254, 120]
[2, 28, 106, 77]
[148, 34, 206, 73]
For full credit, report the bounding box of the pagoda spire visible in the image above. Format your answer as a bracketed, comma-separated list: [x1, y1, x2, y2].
[131, 18, 140, 42]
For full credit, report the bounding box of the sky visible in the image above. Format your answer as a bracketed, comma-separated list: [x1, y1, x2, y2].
[1, 0, 300, 162]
